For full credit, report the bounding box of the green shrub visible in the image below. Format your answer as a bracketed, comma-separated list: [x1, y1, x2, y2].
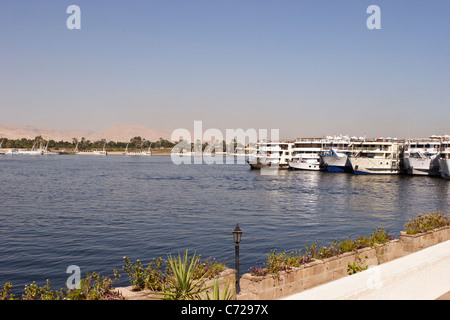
[404, 212, 450, 235]
[192, 256, 225, 280]
[347, 256, 368, 275]
[0, 282, 15, 300]
[22, 280, 64, 300]
[122, 256, 165, 291]
[254, 227, 394, 278]
[65, 270, 123, 300]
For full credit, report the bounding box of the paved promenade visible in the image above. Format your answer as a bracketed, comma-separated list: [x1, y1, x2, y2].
[283, 239, 450, 300]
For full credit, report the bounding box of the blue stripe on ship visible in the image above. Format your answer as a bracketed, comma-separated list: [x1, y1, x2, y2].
[327, 165, 353, 173]
[327, 165, 346, 173]
[353, 170, 371, 175]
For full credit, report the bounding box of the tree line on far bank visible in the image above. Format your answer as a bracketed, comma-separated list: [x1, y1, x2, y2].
[0, 136, 176, 151]
[1, 136, 248, 153]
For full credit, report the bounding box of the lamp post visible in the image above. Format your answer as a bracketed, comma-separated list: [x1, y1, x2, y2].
[232, 224, 242, 294]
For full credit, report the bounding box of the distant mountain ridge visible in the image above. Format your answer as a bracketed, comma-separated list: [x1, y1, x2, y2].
[0, 124, 173, 142]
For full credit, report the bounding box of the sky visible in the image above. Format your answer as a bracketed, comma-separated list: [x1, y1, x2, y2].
[0, 0, 449, 140]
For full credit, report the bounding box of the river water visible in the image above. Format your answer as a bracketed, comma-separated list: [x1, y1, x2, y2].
[0, 154, 448, 293]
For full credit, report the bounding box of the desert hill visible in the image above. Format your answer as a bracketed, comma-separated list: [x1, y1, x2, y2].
[0, 124, 173, 142]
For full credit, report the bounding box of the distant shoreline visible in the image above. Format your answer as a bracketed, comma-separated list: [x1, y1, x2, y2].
[107, 150, 172, 155]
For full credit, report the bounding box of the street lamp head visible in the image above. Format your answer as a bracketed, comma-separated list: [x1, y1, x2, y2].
[232, 224, 242, 244]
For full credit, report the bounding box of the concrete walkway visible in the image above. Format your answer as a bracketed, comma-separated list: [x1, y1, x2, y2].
[283, 239, 450, 300]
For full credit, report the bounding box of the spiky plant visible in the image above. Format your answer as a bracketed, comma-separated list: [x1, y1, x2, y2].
[204, 279, 235, 300]
[159, 250, 207, 300]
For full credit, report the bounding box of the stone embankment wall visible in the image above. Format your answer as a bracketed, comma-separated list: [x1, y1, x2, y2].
[116, 226, 449, 300]
[237, 226, 450, 300]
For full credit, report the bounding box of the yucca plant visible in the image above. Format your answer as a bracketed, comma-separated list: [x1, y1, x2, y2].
[204, 279, 234, 300]
[158, 250, 208, 300]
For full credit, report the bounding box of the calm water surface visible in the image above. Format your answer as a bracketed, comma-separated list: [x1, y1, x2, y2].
[0, 155, 448, 292]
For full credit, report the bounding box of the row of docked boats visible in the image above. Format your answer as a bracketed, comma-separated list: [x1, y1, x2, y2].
[0, 140, 153, 157]
[247, 135, 450, 179]
[73, 141, 152, 156]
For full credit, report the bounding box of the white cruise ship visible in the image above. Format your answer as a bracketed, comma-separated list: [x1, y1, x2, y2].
[247, 141, 293, 169]
[319, 136, 353, 173]
[439, 138, 450, 179]
[288, 138, 325, 171]
[348, 138, 401, 174]
[403, 138, 441, 176]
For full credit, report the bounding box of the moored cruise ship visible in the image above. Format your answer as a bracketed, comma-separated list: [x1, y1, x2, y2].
[319, 135, 353, 173]
[247, 141, 293, 169]
[288, 138, 325, 171]
[439, 138, 450, 179]
[403, 137, 441, 176]
[348, 138, 402, 174]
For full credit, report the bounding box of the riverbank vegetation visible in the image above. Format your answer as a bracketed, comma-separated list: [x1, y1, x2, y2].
[0, 136, 246, 153]
[0, 136, 176, 152]
[1, 212, 448, 300]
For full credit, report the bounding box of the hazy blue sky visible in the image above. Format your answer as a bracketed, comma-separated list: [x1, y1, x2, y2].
[1, 0, 449, 139]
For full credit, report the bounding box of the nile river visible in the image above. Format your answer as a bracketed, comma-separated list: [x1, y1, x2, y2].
[0, 155, 448, 292]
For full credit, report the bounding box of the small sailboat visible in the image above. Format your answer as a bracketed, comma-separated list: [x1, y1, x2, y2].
[43, 141, 57, 155]
[15, 140, 44, 155]
[0, 139, 5, 155]
[75, 141, 107, 155]
[124, 142, 152, 156]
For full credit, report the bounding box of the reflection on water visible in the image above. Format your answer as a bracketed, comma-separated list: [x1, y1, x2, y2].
[0, 155, 448, 292]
